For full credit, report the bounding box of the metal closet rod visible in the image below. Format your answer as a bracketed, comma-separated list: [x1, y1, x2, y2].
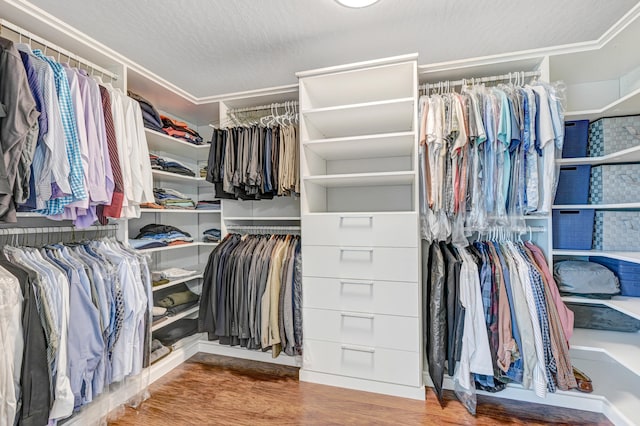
[421, 70, 541, 91]
[0, 223, 119, 235]
[226, 225, 301, 234]
[0, 18, 119, 81]
[226, 101, 299, 115]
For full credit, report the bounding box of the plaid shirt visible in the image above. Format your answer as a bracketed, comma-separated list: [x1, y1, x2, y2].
[33, 50, 87, 215]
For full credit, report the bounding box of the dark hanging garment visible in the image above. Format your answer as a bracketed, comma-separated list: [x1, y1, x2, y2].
[0, 255, 51, 426]
[441, 242, 464, 377]
[427, 241, 446, 405]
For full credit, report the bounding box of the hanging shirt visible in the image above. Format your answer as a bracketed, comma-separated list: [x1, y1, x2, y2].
[32, 50, 87, 215]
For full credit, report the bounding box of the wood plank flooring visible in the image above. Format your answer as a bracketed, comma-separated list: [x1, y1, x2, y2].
[109, 353, 611, 425]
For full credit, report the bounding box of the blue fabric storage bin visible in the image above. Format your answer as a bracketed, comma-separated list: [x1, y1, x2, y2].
[590, 256, 640, 297]
[562, 120, 589, 158]
[553, 209, 595, 249]
[555, 165, 591, 204]
[588, 115, 640, 157]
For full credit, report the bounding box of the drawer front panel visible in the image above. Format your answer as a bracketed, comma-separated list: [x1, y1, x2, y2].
[302, 213, 418, 248]
[303, 308, 419, 352]
[302, 246, 418, 282]
[303, 339, 420, 387]
[303, 277, 418, 317]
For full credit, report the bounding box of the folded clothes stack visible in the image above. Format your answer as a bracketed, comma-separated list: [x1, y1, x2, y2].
[195, 200, 221, 210]
[129, 224, 193, 249]
[149, 154, 196, 177]
[200, 166, 207, 178]
[154, 319, 199, 346]
[152, 267, 198, 283]
[203, 228, 221, 242]
[153, 289, 199, 324]
[146, 188, 196, 209]
[161, 115, 204, 145]
[150, 339, 172, 364]
[128, 91, 165, 134]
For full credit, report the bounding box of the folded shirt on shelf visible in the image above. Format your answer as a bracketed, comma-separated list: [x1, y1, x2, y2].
[202, 228, 221, 242]
[150, 340, 172, 364]
[161, 115, 204, 145]
[148, 188, 197, 209]
[196, 200, 221, 210]
[133, 223, 193, 247]
[151, 267, 198, 282]
[157, 289, 199, 308]
[129, 239, 167, 250]
[154, 319, 198, 346]
[150, 154, 196, 177]
[128, 90, 164, 132]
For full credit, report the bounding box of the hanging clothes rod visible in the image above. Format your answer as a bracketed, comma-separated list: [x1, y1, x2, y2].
[226, 225, 301, 234]
[0, 18, 119, 81]
[420, 70, 541, 91]
[0, 223, 119, 235]
[226, 101, 299, 115]
[465, 225, 546, 233]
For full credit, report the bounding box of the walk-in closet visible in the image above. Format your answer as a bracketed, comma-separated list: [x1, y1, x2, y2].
[1, 1, 639, 425]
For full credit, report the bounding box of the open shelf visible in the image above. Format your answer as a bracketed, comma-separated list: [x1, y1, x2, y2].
[152, 274, 203, 292]
[304, 171, 415, 188]
[145, 129, 210, 160]
[556, 145, 640, 166]
[564, 86, 640, 122]
[553, 203, 640, 210]
[299, 59, 415, 109]
[199, 339, 302, 367]
[552, 250, 640, 263]
[570, 328, 640, 378]
[152, 170, 207, 184]
[151, 305, 199, 332]
[303, 132, 415, 160]
[302, 98, 414, 139]
[136, 242, 218, 253]
[563, 296, 640, 321]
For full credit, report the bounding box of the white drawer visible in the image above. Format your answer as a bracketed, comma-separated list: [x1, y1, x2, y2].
[303, 308, 419, 352]
[303, 277, 419, 317]
[302, 213, 418, 248]
[302, 245, 418, 282]
[303, 339, 420, 387]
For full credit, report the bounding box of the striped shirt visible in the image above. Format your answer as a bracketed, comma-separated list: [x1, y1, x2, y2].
[33, 50, 87, 216]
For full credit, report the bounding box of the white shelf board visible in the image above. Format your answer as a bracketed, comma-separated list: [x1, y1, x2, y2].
[304, 171, 415, 188]
[552, 250, 640, 263]
[152, 274, 203, 292]
[303, 131, 415, 160]
[570, 328, 640, 378]
[136, 242, 218, 254]
[145, 129, 210, 160]
[302, 98, 414, 138]
[553, 203, 640, 210]
[300, 61, 415, 109]
[224, 216, 301, 221]
[140, 208, 220, 214]
[152, 306, 199, 332]
[199, 340, 301, 367]
[152, 170, 207, 184]
[15, 212, 43, 218]
[556, 145, 640, 166]
[563, 296, 640, 321]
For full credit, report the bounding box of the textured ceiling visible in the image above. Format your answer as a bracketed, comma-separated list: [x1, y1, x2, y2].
[26, 0, 639, 97]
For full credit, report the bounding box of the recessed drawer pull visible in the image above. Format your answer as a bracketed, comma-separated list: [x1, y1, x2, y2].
[339, 248, 374, 253]
[340, 280, 374, 287]
[340, 312, 374, 320]
[339, 215, 373, 226]
[341, 344, 376, 354]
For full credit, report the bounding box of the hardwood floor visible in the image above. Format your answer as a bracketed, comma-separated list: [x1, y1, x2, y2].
[109, 353, 611, 426]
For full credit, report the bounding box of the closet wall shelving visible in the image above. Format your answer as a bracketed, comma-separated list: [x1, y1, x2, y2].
[297, 55, 423, 400]
[416, 8, 640, 424]
[3, 0, 640, 424]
